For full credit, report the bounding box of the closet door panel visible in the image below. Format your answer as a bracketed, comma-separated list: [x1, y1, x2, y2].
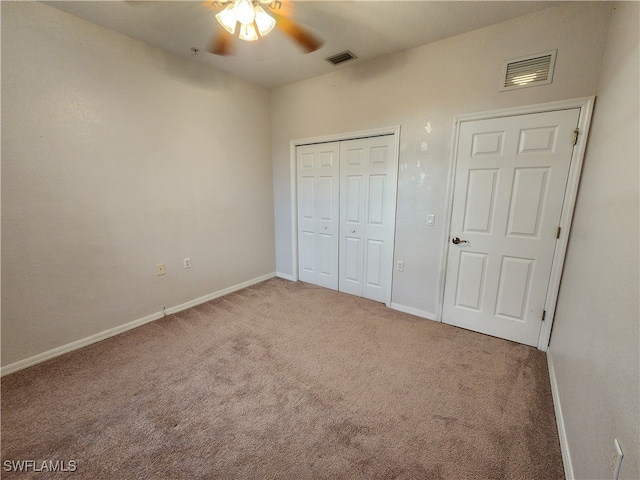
[362, 135, 397, 303]
[339, 135, 396, 302]
[340, 140, 368, 297]
[297, 142, 339, 290]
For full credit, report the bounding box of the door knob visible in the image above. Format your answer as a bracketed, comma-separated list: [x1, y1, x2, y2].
[323, 226, 327, 229]
[452, 237, 469, 245]
[352, 229, 356, 233]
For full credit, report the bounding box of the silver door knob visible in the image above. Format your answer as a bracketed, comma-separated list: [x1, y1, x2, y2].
[352, 229, 356, 233]
[452, 237, 469, 245]
[323, 226, 327, 229]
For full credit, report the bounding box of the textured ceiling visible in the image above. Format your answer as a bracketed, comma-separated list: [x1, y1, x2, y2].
[44, 1, 561, 88]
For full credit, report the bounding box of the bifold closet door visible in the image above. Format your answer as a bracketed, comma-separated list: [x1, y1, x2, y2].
[296, 142, 340, 290]
[339, 135, 396, 303]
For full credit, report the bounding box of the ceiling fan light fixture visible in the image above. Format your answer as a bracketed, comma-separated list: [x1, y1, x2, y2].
[215, 4, 237, 34]
[254, 6, 276, 37]
[234, 0, 256, 25]
[239, 22, 259, 41]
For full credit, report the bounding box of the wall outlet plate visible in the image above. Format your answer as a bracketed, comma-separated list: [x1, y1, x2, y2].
[184, 258, 191, 269]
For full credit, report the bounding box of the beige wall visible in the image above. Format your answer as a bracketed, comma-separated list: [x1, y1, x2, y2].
[3, 2, 637, 477]
[549, 2, 640, 479]
[271, 2, 612, 318]
[1, 2, 275, 366]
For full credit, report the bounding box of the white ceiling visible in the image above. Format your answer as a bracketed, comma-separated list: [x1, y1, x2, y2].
[43, 1, 562, 89]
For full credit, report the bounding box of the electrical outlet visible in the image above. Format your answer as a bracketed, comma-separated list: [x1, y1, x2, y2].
[184, 257, 191, 269]
[610, 439, 623, 480]
[397, 261, 404, 272]
[156, 263, 165, 276]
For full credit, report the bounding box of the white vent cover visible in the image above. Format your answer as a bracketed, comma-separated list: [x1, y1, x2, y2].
[501, 50, 557, 91]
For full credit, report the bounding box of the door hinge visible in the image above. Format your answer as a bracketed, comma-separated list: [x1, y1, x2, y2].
[556, 226, 561, 239]
[542, 310, 546, 321]
[573, 129, 579, 146]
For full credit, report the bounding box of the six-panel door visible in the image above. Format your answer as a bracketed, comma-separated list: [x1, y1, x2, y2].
[442, 109, 580, 346]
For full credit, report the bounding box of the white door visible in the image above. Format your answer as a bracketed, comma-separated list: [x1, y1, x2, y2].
[297, 142, 340, 290]
[443, 108, 580, 346]
[339, 135, 397, 303]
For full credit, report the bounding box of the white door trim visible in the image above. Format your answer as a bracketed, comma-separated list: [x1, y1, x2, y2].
[436, 97, 595, 351]
[289, 125, 401, 306]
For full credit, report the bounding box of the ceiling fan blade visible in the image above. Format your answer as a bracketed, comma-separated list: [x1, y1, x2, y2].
[209, 30, 233, 56]
[272, 13, 323, 53]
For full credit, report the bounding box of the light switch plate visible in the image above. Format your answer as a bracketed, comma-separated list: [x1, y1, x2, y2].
[427, 214, 435, 226]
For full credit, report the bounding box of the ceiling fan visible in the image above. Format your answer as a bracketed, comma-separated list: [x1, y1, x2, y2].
[206, 0, 323, 56]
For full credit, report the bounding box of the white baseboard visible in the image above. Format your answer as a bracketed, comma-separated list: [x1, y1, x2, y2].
[1, 272, 276, 377]
[276, 272, 296, 282]
[389, 303, 437, 321]
[162, 272, 275, 315]
[547, 348, 574, 480]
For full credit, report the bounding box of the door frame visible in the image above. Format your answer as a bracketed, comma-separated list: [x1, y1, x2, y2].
[437, 97, 595, 351]
[289, 125, 401, 306]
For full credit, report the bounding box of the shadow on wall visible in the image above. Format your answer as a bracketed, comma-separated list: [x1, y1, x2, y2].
[121, 0, 236, 91]
[146, 46, 237, 92]
[342, 51, 412, 84]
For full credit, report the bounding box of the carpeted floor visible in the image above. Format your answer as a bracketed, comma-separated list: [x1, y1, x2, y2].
[1, 278, 564, 479]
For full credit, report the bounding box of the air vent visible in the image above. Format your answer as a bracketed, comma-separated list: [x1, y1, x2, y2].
[501, 50, 557, 91]
[326, 51, 357, 66]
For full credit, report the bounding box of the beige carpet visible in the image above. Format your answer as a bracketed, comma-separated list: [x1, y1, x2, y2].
[1, 278, 564, 479]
